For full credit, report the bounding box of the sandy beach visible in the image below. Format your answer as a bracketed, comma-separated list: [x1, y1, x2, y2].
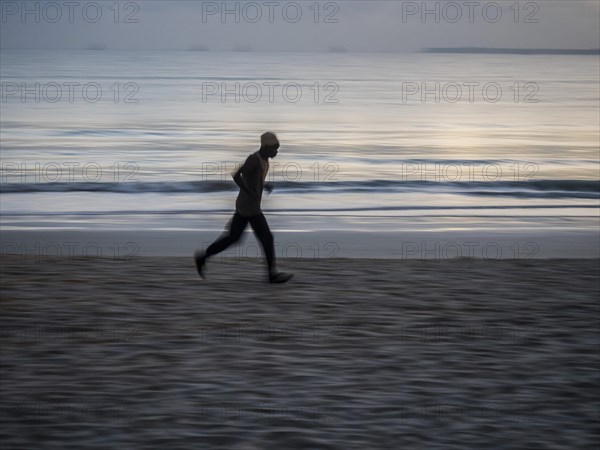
[1, 256, 598, 449]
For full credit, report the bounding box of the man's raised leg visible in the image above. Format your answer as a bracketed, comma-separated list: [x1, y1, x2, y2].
[194, 213, 248, 278]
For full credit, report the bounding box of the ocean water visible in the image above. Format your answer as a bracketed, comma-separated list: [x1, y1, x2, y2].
[1, 50, 599, 255]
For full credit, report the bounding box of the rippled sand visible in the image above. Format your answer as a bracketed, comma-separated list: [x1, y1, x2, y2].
[1, 257, 599, 449]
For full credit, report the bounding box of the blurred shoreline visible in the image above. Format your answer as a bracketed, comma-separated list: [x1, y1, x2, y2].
[1, 229, 599, 259]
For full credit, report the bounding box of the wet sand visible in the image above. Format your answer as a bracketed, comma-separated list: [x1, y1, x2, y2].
[1, 257, 599, 449]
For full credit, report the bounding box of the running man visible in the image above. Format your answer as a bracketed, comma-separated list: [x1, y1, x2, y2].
[194, 132, 294, 283]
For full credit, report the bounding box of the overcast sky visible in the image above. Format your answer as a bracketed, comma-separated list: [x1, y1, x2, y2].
[1, 1, 599, 52]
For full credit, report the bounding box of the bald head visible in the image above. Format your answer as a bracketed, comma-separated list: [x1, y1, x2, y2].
[259, 132, 279, 158]
[261, 132, 279, 148]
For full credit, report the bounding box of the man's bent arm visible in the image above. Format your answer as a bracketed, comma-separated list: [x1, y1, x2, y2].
[232, 156, 260, 199]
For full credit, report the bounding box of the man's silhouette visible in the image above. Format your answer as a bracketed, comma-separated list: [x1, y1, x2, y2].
[195, 132, 294, 283]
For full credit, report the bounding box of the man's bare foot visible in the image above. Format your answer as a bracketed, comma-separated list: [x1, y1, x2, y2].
[194, 251, 206, 279]
[269, 272, 294, 284]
